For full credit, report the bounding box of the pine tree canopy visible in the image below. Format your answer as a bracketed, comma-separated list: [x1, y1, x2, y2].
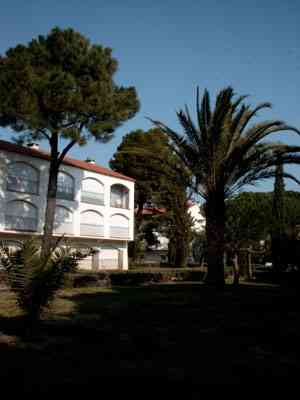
[0, 27, 139, 150]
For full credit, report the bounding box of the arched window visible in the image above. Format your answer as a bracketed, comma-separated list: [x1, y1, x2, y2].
[7, 162, 39, 194]
[80, 210, 104, 237]
[109, 214, 129, 238]
[54, 206, 73, 234]
[5, 200, 38, 231]
[57, 171, 75, 201]
[110, 184, 129, 209]
[81, 178, 104, 205]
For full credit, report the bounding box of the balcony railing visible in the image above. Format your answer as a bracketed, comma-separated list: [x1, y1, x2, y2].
[81, 191, 104, 206]
[56, 184, 74, 201]
[54, 221, 73, 235]
[80, 224, 104, 237]
[7, 176, 38, 195]
[110, 199, 129, 209]
[4, 215, 38, 232]
[110, 226, 130, 239]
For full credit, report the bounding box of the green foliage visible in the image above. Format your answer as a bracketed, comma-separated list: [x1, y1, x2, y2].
[110, 128, 193, 267]
[225, 192, 272, 249]
[0, 27, 139, 252]
[225, 190, 300, 248]
[272, 158, 286, 234]
[110, 128, 170, 260]
[66, 272, 111, 288]
[0, 238, 90, 321]
[271, 159, 287, 271]
[62, 269, 208, 288]
[191, 232, 207, 265]
[110, 128, 168, 206]
[151, 86, 300, 287]
[108, 270, 205, 286]
[0, 27, 139, 144]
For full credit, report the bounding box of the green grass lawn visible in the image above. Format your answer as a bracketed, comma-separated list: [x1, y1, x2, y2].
[0, 282, 299, 392]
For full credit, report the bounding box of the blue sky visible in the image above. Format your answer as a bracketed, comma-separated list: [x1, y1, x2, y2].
[1, 0, 300, 192]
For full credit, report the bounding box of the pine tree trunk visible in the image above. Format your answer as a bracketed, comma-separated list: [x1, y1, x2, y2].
[232, 252, 240, 286]
[132, 200, 145, 263]
[174, 236, 188, 268]
[248, 249, 254, 280]
[205, 191, 225, 289]
[41, 140, 59, 257]
[168, 237, 176, 266]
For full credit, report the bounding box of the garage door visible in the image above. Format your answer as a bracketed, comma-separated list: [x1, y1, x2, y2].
[100, 248, 119, 269]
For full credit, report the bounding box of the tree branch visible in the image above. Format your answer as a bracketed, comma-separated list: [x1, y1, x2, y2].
[58, 139, 77, 165]
[37, 128, 50, 141]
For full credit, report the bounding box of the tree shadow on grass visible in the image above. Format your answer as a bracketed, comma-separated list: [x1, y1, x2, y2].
[1, 283, 300, 391]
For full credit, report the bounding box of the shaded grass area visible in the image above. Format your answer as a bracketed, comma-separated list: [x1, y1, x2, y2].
[0, 283, 300, 392]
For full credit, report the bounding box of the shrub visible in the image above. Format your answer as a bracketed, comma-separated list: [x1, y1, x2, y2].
[0, 238, 91, 323]
[69, 272, 111, 288]
[62, 268, 207, 289]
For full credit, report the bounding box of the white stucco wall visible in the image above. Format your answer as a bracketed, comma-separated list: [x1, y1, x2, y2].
[0, 148, 134, 241]
[0, 146, 134, 271]
[188, 204, 206, 232]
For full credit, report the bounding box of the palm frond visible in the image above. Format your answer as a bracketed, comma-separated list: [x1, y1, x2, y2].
[147, 118, 185, 149]
[243, 122, 300, 148]
[150, 87, 300, 202]
[239, 102, 272, 133]
[176, 108, 202, 149]
[227, 122, 300, 170]
[210, 87, 235, 148]
[197, 88, 211, 144]
[230, 95, 249, 113]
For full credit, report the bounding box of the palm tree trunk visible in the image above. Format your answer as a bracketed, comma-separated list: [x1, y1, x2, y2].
[205, 192, 225, 289]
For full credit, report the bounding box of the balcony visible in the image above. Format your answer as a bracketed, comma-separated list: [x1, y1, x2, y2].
[54, 222, 73, 235]
[110, 199, 129, 209]
[80, 224, 104, 237]
[7, 176, 38, 195]
[4, 215, 38, 232]
[110, 226, 130, 239]
[56, 184, 74, 201]
[81, 191, 104, 206]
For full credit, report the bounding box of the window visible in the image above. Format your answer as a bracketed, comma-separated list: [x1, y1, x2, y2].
[109, 214, 129, 238]
[7, 162, 39, 195]
[80, 210, 104, 237]
[81, 178, 104, 205]
[54, 206, 73, 234]
[57, 171, 75, 201]
[110, 184, 129, 209]
[5, 200, 38, 231]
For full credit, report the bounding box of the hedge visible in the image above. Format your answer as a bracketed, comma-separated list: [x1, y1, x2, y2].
[64, 269, 206, 288]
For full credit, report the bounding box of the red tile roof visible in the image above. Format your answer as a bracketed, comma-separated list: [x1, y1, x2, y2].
[0, 139, 135, 182]
[134, 207, 166, 215]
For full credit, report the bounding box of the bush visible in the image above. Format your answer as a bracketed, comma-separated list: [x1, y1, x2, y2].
[0, 239, 91, 323]
[65, 269, 206, 288]
[66, 272, 111, 288]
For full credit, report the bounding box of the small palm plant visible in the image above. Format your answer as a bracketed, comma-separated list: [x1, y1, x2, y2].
[0, 238, 86, 325]
[150, 87, 300, 288]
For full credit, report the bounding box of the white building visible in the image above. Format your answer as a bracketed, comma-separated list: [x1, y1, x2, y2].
[187, 201, 206, 233]
[143, 201, 206, 263]
[0, 139, 135, 271]
[152, 201, 206, 250]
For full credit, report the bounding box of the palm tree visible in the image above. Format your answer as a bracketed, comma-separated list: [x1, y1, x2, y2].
[150, 87, 300, 288]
